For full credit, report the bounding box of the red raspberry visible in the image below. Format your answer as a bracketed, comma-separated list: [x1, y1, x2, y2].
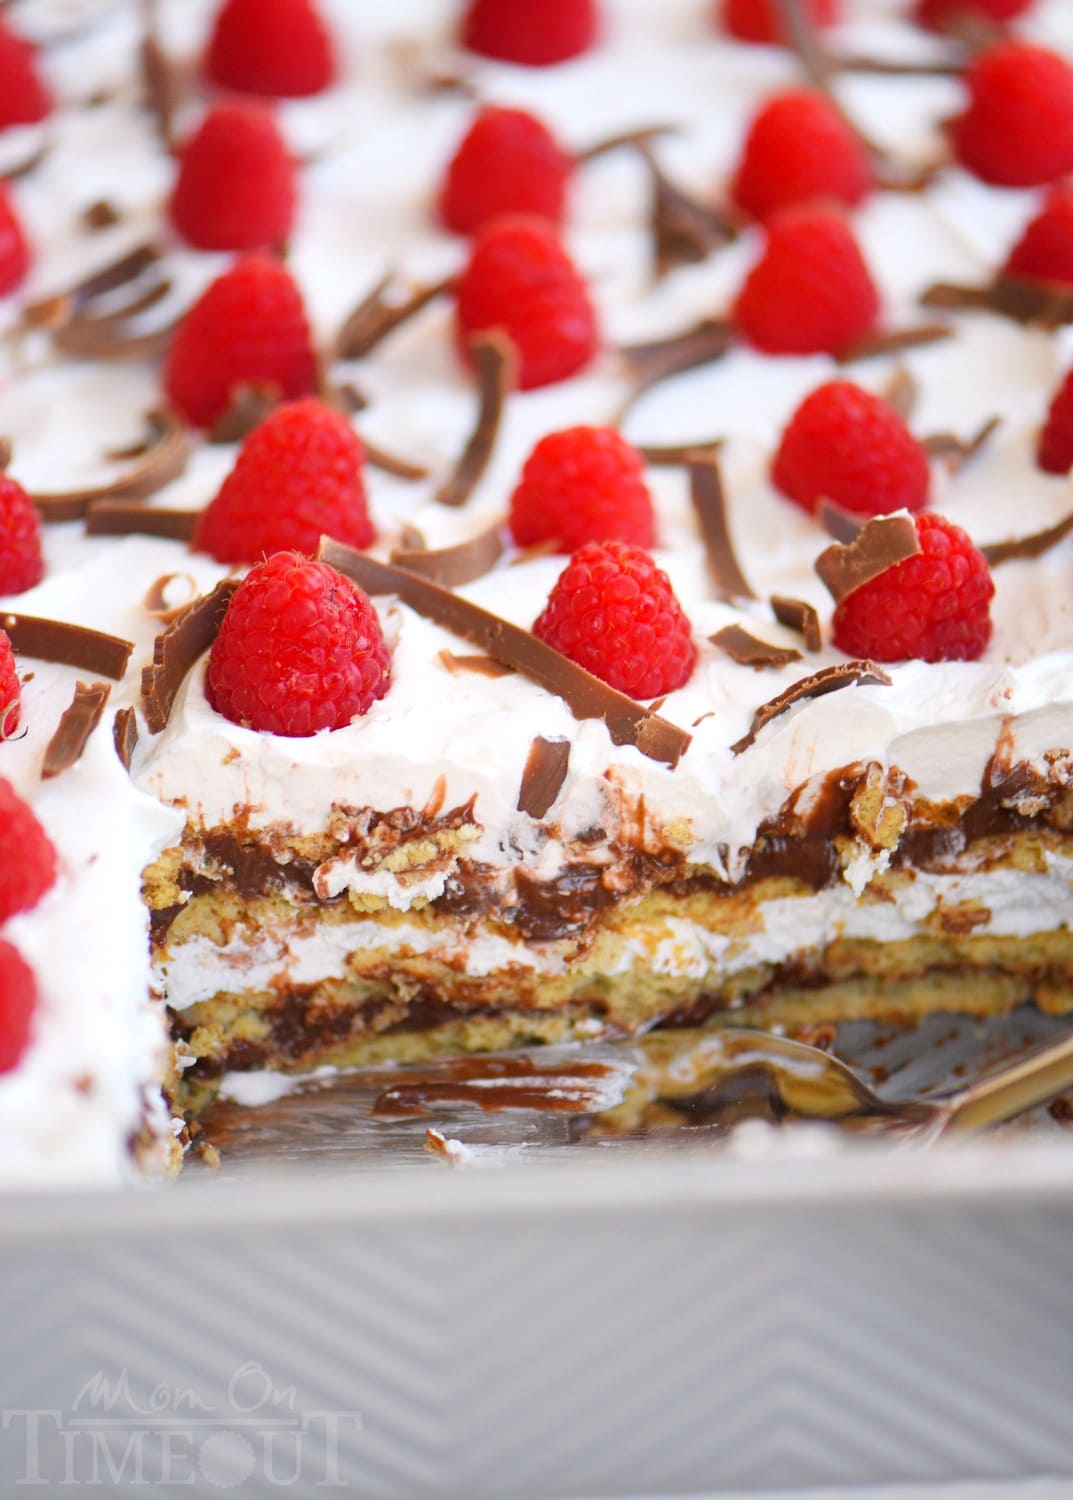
[1037, 367, 1073, 476]
[456, 216, 598, 390]
[194, 399, 374, 564]
[952, 42, 1073, 189]
[0, 18, 51, 130]
[206, 551, 391, 736]
[0, 940, 37, 1075]
[832, 513, 994, 663]
[773, 381, 930, 518]
[0, 472, 44, 596]
[730, 90, 872, 224]
[461, 0, 599, 66]
[0, 182, 29, 296]
[915, 0, 1034, 31]
[440, 107, 573, 236]
[205, 0, 336, 98]
[170, 102, 297, 253]
[1003, 187, 1073, 289]
[509, 426, 655, 552]
[0, 776, 57, 923]
[0, 628, 19, 740]
[718, 0, 840, 45]
[733, 206, 880, 357]
[533, 540, 696, 699]
[163, 254, 318, 429]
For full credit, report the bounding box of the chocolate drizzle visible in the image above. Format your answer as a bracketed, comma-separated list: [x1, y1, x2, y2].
[113, 705, 138, 770]
[42, 681, 110, 779]
[770, 596, 822, 652]
[922, 275, 1073, 330]
[86, 503, 199, 541]
[32, 409, 188, 523]
[141, 579, 239, 734]
[815, 513, 921, 604]
[689, 454, 755, 600]
[710, 624, 802, 670]
[436, 332, 515, 507]
[318, 540, 693, 766]
[517, 736, 571, 818]
[335, 272, 454, 360]
[731, 660, 892, 754]
[982, 509, 1073, 567]
[2, 612, 133, 680]
[390, 520, 504, 588]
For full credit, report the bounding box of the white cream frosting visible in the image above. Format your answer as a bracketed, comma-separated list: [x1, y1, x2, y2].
[2, 0, 1073, 1183]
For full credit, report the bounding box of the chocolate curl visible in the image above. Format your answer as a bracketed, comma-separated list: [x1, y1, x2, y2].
[436, 332, 516, 507]
[86, 504, 199, 541]
[618, 317, 736, 422]
[689, 454, 755, 601]
[439, 650, 515, 679]
[141, 579, 240, 734]
[1, 139, 50, 184]
[771, 595, 822, 652]
[922, 415, 1001, 471]
[140, 0, 179, 151]
[637, 436, 724, 466]
[815, 513, 921, 604]
[318, 539, 693, 767]
[817, 499, 864, 544]
[575, 123, 678, 164]
[142, 572, 200, 623]
[2, 612, 133, 680]
[208, 383, 282, 444]
[20, 242, 163, 333]
[390, 520, 504, 588]
[837, 323, 952, 365]
[982, 509, 1073, 567]
[922, 276, 1073, 330]
[882, 366, 918, 422]
[517, 737, 571, 818]
[32, 409, 189, 523]
[361, 438, 428, 482]
[42, 681, 110, 780]
[640, 145, 739, 277]
[113, 705, 139, 771]
[710, 624, 802, 671]
[731, 660, 892, 754]
[335, 272, 454, 360]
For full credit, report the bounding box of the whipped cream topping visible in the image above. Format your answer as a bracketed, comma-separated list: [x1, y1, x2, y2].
[2, 0, 1073, 1183]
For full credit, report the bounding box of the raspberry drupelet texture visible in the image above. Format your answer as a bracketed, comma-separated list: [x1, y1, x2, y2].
[171, 102, 297, 253]
[194, 399, 375, 564]
[773, 381, 931, 518]
[455, 216, 598, 391]
[441, 107, 573, 236]
[730, 90, 872, 223]
[0, 629, 19, 740]
[462, 0, 599, 66]
[719, 0, 840, 45]
[915, 0, 1034, 30]
[509, 426, 655, 552]
[0, 183, 29, 297]
[952, 42, 1073, 189]
[733, 206, 880, 357]
[206, 552, 391, 737]
[533, 540, 696, 699]
[0, 940, 37, 1075]
[0, 18, 51, 130]
[163, 254, 318, 429]
[205, 0, 336, 98]
[1037, 368, 1073, 475]
[0, 472, 44, 596]
[832, 514, 994, 663]
[0, 776, 57, 924]
[1003, 187, 1073, 289]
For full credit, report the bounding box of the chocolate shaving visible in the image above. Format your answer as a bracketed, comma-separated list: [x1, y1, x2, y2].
[818, 499, 864, 543]
[2, 612, 133, 680]
[710, 624, 802, 671]
[642, 147, 738, 276]
[21, 242, 162, 330]
[391, 520, 504, 588]
[837, 323, 952, 364]
[82, 199, 121, 231]
[361, 437, 428, 481]
[689, 454, 755, 600]
[436, 332, 516, 507]
[398, 523, 426, 551]
[835, 52, 962, 78]
[335, 273, 454, 360]
[921, 276, 1073, 330]
[141, 579, 240, 734]
[576, 123, 677, 163]
[1, 139, 50, 183]
[637, 436, 724, 466]
[982, 509, 1073, 567]
[42, 681, 110, 779]
[33, 409, 189, 522]
[771, 595, 822, 652]
[517, 736, 571, 818]
[140, 0, 178, 150]
[142, 572, 200, 621]
[113, 705, 138, 770]
[439, 650, 515, 680]
[318, 541, 692, 767]
[618, 318, 736, 419]
[86, 503, 199, 541]
[815, 513, 921, 604]
[0, 436, 12, 470]
[333, 381, 368, 415]
[882, 366, 918, 421]
[207, 383, 281, 444]
[922, 415, 1001, 470]
[731, 659, 892, 754]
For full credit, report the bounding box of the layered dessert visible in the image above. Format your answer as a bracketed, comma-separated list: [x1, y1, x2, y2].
[2, 0, 1073, 1182]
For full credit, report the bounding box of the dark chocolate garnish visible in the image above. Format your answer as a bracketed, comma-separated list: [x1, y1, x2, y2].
[637, 436, 724, 465]
[837, 323, 952, 364]
[689, 454, 755, 600]
[618, 317, 736, 420]
[921, 276, 1073, 329]
[982, 509, 1073, 567]
[517, 736, 571, 818]
[361, 437, 428, 481]
[33, 408, 189, 522]
[318, 540, 693, 767]
[922, 415, 1001, 470]
[731, 660, 892, 754]
[575, 123, 677, 163]
[2, 612, 133, 680]
[771, 595, 822, 652]
[335, 272, 454, 360]
[815, 513, 921, 604]
[207, 383, 282, 444]
[439, 650, 516, 679]
[436, 332, 515, 507]
[818, 499, 864, 543]
[82, 199, 121, 231]
[42, 681, 110, 779]
[113, 705, 138, 770]
[642, 146, 738, 276]
[85, 503, 199, 541]
[710, 624, 802, 670]
[141, 578, 240, 734]
[390, 520, 504, 588]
